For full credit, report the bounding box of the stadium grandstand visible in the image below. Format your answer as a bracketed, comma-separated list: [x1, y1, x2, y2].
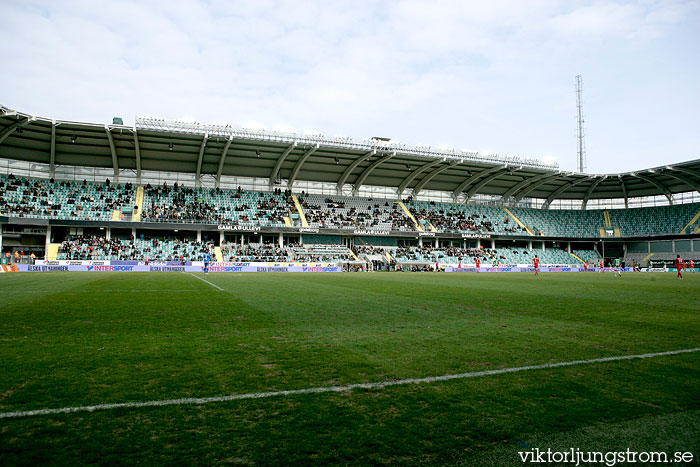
[1, 104, 700, 271]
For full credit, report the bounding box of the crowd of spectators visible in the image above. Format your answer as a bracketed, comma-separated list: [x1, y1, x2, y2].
[395, 246, 499, 263]
[0, 175, 544, 237]
[408, 206, 498, 233]
[288, 243, 355, 262]
[1, 175, 134, 220]
[141, 183, 223, 224]
[221, 242, 291, 262]
[58, 234, 215, 262]
[353, 245, 387, 255]
[140, 183, 292, 225]
[299, 195, 407, 231]
[59, 234, 133, 260]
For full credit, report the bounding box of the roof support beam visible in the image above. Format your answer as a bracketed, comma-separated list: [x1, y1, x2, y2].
[582, 176, 607, 209]
[269, 141, 297, 188]
[668, 166, 700, 181]
[512, 174, 563, 202]
[353, 152, 394, 196]
[49, 120, 56, 178]
[104, 126, 119, 181]
[216, 135, 233, 188]
[397, 159, 443, 197]
[133, 130, 142, 182]
[542, 177, 591, 208]
[195, 133, 209, 188]
[452, 165, 506, 201]
[618, 176, 628, 208]
[288, 143, 319, 189]
[464, 168, 511, 203]
[413, 162, 459, 196]
[634, 173, 674, 204]
[336, 150, 376, 194]
[0, 116, 35, 146]
[663, 168, 700, 194]
[501, 172, 560, 202]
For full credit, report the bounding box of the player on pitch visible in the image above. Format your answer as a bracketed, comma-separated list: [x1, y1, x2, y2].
[676, 255, 684, 279]
[203, 252, 211, 274]
[533, 255, 540, 276]
[475, 256, 480, 273]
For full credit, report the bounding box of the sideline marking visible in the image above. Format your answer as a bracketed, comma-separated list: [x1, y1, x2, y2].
[188, 273, 224, 291]
[1, 347, 698, 419]
[0, 290, 203, 293]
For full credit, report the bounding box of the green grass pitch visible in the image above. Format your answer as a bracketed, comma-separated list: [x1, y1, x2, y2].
[1, 271, 699, 465]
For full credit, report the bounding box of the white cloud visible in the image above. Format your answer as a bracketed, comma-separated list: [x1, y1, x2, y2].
[0, 0, 698, 172]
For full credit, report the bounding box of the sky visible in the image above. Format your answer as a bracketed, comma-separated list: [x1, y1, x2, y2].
[1, 0, 699, 174]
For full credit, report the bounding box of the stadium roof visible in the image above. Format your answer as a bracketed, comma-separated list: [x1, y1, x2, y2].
[2, 105, 699, 207]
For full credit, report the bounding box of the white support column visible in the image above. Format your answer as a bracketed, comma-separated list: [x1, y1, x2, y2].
[219, 231, 224, 246]
[196, 230, 202, 242]
[279, 232, 283, 248]
[528, 240, 533, 251]
[672, 240, 676, 253]
[477, 239, 481, 249]
[0, 228, 3, 255]
[491, 239, 496, 249]
[541, 242, 545, 252]
[259, 234, 263, 245]
[45, 226, 52, 258]
[131, 228, 136, 241]
[567, 241, 571, 253]
[418, 237, 423, 247]
[50, 120, 56, 179]
[106, 228, 111, 241]
[134, 130, 142, 184]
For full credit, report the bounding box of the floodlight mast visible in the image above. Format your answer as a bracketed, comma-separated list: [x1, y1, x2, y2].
[576, 75, 587, 173]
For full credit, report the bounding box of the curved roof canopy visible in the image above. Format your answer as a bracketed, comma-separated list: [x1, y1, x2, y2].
[2, 106, 699, 207]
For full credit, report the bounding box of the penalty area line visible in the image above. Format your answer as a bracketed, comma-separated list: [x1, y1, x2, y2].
[188, 272, 224, 291]
[1, 347, 698, 420]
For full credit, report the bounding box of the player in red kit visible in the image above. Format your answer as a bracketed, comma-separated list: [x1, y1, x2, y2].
[533, 255, 540, 276]
[689, 258, 695, 273]
[675, 255, 684, 279]
[475, 256, 480, 272]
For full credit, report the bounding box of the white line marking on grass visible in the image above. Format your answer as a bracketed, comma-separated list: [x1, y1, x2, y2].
[0, 290, 204, 293]
[188, 273, 224, 291]
[1, 347, 698, 420]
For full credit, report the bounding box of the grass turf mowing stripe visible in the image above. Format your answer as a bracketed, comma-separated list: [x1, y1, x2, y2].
[188, 272, 225, 291]
[1, 347, 698, 420]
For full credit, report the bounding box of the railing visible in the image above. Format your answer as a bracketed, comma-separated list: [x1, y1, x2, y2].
[135, 116, 558, 170]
